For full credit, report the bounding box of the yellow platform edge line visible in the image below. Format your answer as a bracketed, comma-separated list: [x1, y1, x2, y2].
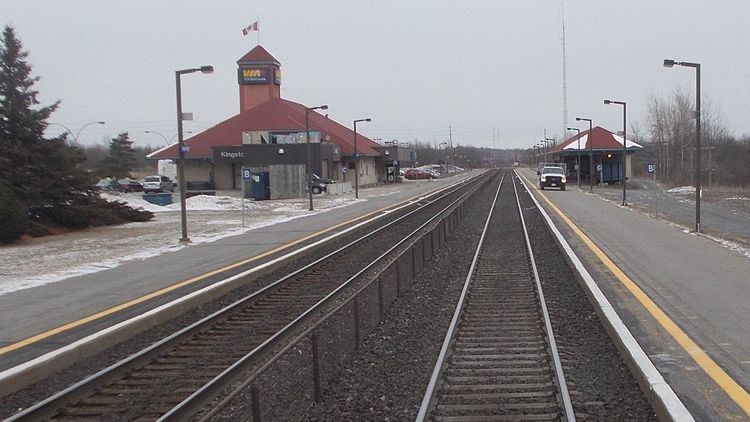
[519, 171, 750, 416]
[0, 182, 451, 357]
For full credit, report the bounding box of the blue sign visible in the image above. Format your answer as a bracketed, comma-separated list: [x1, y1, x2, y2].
[647, 163, 655, 174]
[180, 145, 190, 153]
[242, 168, 252, 180]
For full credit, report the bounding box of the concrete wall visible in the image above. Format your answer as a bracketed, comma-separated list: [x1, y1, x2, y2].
[183, 160, 213, 184]
[214, 163, 234, 190]
[326, 181, 352, 195]
[269, 164, 306, 199]
[358, 157, 378, 186]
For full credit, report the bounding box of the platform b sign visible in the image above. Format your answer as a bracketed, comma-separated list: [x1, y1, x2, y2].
[647, 163, 654, 174]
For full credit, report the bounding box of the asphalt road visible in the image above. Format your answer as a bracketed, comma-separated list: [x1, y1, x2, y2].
[586, 178, 750, 245]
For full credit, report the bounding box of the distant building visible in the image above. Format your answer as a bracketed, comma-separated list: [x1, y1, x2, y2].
[547, 126, 642, 183]
[148, 45, 383, 198]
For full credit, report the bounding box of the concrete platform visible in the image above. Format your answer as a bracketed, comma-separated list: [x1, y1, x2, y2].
[517, 168, 750, 421]
[0, 174, 478, 372]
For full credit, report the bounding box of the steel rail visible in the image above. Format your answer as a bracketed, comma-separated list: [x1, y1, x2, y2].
[163, 172, 495, 421]
[511, 171, 576, 421]
[416, 171, 576, 421]
[7, 173, 486, 422]
[415, 172, 505, 421]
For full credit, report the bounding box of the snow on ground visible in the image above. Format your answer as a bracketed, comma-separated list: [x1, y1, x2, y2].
[0, 190, 371, 296]
[667, 186, 696, 194]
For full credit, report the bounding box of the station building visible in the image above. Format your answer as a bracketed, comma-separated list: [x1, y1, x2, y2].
[148, 45, 390, 199]
[547, 126, 642, 183]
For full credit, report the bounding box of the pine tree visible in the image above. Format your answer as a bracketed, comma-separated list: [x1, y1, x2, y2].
[0, 25, 152, 243]
[100, 132, 137, 178]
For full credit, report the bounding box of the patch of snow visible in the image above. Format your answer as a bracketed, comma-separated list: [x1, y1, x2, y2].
[667, 186, 695, 194]
[101, 193, 170, 213]
[0, 195, 361, 296]
[725, 197, 750, 201]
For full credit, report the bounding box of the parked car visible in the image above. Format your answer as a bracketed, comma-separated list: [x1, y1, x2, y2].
[95, 177, 120, 191]
[404, 168, 436, 180]
[117, 178, 143, 192]
[308, 180, 327, 194]
[538, 166, 566, 190]
[312, 174, 334, 184]
[142, 175, 174, 193]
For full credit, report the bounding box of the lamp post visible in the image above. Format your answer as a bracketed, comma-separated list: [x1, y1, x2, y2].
[353, 118, 371, 199]
[175, 65, 213, 244]
[145, 130, 193, 146]
[576, 117, 594, 192]
[567, 127, 581, 187]
[305, 104, 328, 210]
[664, 59, 701, 233]
[604, 99, 627, 206]
[49, 121, 105, 143]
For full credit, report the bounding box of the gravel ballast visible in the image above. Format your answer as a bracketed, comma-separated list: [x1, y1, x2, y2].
[300, 172, 658, 421]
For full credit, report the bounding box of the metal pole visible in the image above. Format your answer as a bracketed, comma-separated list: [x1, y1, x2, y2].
[175, 71, 190, 243]
[622, 103, 627, 206]
[354, 120, 359, 199]
[306, 108, 313, 211]
[588, 120, 593, 192]
[695, 64, 701, 233]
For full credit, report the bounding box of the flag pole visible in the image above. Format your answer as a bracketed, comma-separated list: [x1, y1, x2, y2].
[257, 17, 260, 45]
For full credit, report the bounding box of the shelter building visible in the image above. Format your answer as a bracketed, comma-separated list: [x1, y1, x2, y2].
[546, 126, 642, 183]
[148, 45, 382, 199]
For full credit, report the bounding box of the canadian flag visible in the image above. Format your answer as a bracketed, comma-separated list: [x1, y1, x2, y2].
[242, 21, 259, 36]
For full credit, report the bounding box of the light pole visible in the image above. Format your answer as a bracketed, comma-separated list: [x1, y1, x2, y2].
[567, 127, 581, 187]
[175, 65, 213, 244]
[353, 118, 371, 199]
[576, 117, 594, 192]
[145, 130, 193, 146]
[604, 99, 627, 206]
[49, 121, 105, 143]
[305, 104, 328, 211]
[664, 59, 701, 233]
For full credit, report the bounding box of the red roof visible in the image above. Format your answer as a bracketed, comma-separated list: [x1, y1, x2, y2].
[551, 126, 642, 152]
[237, 45, 279, 64]
[148, 98, 381, 160]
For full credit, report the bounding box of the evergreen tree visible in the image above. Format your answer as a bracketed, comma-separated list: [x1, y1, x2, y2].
[0, 25, 152, 243]
[100, 132, 137, 177]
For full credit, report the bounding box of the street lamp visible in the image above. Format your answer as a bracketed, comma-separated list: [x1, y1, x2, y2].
[175, 65, 213, 244]
[49, 121, 105, 143]
[604, 99, 627, 206]
[353, 118, 371, 199]
[576, 117, 594, 192]
[567, 127, 581, 187]
[305, 104, 328, 210]
[145, 130, 193, 146]
[664, 58, 702, 233]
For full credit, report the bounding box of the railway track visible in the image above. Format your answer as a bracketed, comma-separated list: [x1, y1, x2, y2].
[417, 171, 575, 421]
[7, 172, 492, 421]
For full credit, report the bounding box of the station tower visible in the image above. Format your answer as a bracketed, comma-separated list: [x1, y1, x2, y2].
[237, 45, 281, 112]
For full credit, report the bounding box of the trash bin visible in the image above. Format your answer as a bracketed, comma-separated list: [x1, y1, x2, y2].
[142, 192, 173, 206]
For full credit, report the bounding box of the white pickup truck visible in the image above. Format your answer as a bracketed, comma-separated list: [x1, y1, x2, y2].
[537, 165, 566, 191]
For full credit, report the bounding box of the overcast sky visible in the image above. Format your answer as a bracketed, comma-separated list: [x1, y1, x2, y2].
[5, 1, 749, 149]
